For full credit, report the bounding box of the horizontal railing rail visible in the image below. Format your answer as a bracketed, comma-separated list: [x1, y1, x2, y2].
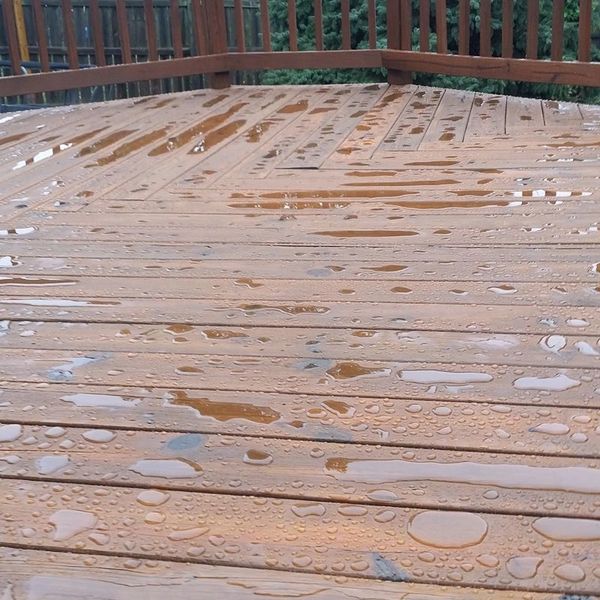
[1, 0, 599, 98]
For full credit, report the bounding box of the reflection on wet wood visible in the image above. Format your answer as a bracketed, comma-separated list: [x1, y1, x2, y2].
[0, 548, 565, 600]
[0, 84, 599, 597]
[2, 423, 599, 515]
[0, 383, 597, 457]
[1, 478, 599, 593]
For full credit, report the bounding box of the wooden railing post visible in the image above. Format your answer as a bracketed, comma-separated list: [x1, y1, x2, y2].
[2, 0, 23, 75]
[578, 0, 592, 62]
[203, 0, 231, 88]
[387, 0, 412, 85]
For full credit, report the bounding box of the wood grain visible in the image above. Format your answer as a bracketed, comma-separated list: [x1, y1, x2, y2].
[0, 382, 597, 456]
[1, 424, 598, 515]
[0, 478, 599, 593]
[0, 548, 570, 600]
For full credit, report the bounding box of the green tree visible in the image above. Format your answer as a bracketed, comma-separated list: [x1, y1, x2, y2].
[260, 0, 600, 102]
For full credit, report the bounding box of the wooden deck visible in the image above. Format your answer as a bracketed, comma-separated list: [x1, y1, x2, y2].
[1, 84, 599, 599]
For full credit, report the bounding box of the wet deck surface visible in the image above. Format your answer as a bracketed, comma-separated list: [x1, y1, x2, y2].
[0, 84, 600, 599]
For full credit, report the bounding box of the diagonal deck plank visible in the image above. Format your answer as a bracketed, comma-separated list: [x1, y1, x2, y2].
[1, 297, 598, 336]
[1, 383, 597, 456]
[0, 84, 599, 597]
[1, 423, 599, 516]
[375, 86, 445, 151]
[1, 274, 598, 307]
[0, 548, 571, 600]
[2, 253, 600, 282]
[0, 347, 598, 407]
[280, 84, 387, 168]
[1, 478, 600, 594]
[1, 320, 599, 369]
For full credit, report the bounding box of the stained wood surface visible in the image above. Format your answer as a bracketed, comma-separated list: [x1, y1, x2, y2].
[0, 548, 570, 600]
[0, 382, 597, 457]
[1, 84, 599, 597]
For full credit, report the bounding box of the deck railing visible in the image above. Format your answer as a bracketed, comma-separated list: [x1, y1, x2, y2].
[0, 0, 598, 97]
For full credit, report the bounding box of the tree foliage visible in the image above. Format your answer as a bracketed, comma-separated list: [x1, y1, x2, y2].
[260, 0, 600, 102]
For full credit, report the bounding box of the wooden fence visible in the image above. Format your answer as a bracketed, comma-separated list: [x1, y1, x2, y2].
[0, 0, 599, 102]
[0, 0, 263, 103]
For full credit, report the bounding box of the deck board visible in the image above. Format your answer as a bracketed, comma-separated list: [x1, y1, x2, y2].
[1, 383, 597, 456]
[2, 478, 600, 593]
[3, 424, 599, 515]
[1, 84, 599, 597]
[0, 548, 568, 600]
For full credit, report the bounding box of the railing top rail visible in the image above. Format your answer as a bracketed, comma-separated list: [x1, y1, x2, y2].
[0, 0, 598, 99]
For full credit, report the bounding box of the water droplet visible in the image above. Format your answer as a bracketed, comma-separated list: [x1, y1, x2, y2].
[82, 429, 115, 443]
[554, 563, 586, 582]
[488, 285, 517, 295]
[567, 318, 589, 328]
[168, 527, 209, 541]
[575, 341, 599, 356]
[513, 374, 580, 392]
[0, 424, 22, 442]
[144, 511, 165, 524]
[45, 427, 66, 438]
[36, 455, 70, 475]
[292, 555, 313, 568]
[506, 556, 543, 579]
[243, 449, 273, 465]
[324, 457, 600, 493]
[129, 458, 203, 478]
[88, 532, 110, 546]
[322, 399, 355, 418]
[532, 517, 600, 541]
[291, 503, 326, 517]
[408, 511, 488, 548]
[49, 509, 98, 541]
[338, 505, 368, 517]
[400, 370, 492, 384]
[136, 490, 170, 506]
[167, 391, 280, 424]
[326, 362, 391, 380]
[61, 393, 138, 408]
[539, 335, 566, 353]
[374, 510, 396, 523]
[477, 554, 499, 567]
[530, 423, 570, 435]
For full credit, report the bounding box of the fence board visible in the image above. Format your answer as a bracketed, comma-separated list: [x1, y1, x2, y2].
[400, 0, 410, 50]
[60, 0, 79, 67]
[31, 0, 50, 71]
[288, 0, 297, 51]
[170, 0, 184, 57]
[526, 0, 539, 59]
[435, 0, 447, 53]
[479, 0, 491, 57]
[143, 0, 158, 60]
[260, 0, 271, 51]
[314, 0, 323, 50]
[233, 0, 245, 51]
[551, 0, 564, 61]
[501, 0, 513, 58]
[458, 0, 469, 55]
[87, 0, 105, 66]
[387, 0, 399, 49]
[341, 0, 350, 49]
[1, 0, 22, 75]
[368, 0, 376, 49]
[419, 0, 429, 52]
[115, 0, 132, 63]
[578, 0, 591, 62]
